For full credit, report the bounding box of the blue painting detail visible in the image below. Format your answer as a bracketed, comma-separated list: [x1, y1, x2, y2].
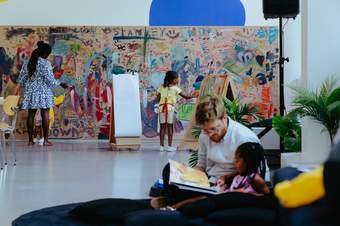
[149, 0, 245, 26]
[0, 47, 13, 94]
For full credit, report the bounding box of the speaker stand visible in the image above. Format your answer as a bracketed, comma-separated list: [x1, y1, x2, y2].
[278, 17, 290, 153]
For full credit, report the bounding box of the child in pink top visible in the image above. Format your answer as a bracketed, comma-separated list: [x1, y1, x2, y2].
[217, 142, 269, 195]
[156, 142, 270, 210]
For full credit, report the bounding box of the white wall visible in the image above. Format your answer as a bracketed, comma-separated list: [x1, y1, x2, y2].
[1, 0, 277, 26]
[300, 0, 340, 163]
[242, 0, 278, 26]
[305, 0, 340, 88]
[0, 0, 153, 26]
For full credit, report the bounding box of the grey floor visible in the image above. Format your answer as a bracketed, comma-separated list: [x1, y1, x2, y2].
[0, 141, 191, 226]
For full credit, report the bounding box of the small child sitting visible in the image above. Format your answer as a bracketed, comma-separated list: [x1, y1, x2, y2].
[166, 142, 270, 210]
[217, 142, 269, 195]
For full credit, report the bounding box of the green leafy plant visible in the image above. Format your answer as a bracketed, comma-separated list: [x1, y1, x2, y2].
[188, 151, 198, 167]
[289, 76, 340, 144]
[223, 97, 264, 126]
[191, 125, 202, 140]
[272, 112, 301, 152]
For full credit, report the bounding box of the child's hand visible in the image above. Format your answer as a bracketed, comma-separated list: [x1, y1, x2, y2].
[216, 177, 227, 191]
[192, 91, 199, 98]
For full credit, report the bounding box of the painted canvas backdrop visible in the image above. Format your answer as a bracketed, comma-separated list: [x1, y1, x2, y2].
[0, 26, 279, 139]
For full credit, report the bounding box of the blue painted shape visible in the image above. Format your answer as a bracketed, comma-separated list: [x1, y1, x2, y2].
[0, 47, 13, 94]
[150, 0, 245, 26]
[0, 47, 11, 75]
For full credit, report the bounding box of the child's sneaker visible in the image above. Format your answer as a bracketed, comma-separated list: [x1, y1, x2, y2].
[160, 206, 176, 211]
[159, 146, 165, 152]
[38, 138, 44, 146]
[166, 146, 177, 152]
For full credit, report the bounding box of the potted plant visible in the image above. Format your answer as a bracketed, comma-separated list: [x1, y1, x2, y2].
[272, 111, 301, 152]
[289, 76, 340, 144]
[279, 76, 340, 166]
[223, 97, 264, 127]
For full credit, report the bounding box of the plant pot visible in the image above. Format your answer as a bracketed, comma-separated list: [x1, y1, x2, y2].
[301, 117, 332, 164]
[281, 152, 302, 168]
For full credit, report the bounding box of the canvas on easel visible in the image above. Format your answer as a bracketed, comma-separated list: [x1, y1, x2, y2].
[109, 73, 142, 150]
[178, 74, 236, 150]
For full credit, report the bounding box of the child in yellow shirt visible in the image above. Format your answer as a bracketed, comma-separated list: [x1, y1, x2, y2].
[156, 71, 197, 152]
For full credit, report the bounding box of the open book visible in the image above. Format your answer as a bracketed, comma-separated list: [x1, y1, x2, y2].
[169, 160, 222, 195]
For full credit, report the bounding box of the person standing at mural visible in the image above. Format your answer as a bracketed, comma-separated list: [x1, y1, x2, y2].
[17, 41, 68, 146]
[156, 70, 197, 152]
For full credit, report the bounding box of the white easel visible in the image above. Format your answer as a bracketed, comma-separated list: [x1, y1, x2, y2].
[109, 73, 142, 150]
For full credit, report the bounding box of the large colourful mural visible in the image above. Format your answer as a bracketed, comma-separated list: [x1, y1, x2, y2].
[0, 26, 279, 139]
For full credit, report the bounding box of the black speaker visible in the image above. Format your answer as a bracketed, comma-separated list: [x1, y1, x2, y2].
[263, 0, 300, 19]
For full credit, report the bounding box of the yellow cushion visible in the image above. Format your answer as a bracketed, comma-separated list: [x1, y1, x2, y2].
[274, 166, 325, 208]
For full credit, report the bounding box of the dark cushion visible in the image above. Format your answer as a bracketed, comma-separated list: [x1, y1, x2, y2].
[12, 203, 116, 226]
[178, 192, 276, 218]
[69, 198, 152, 224]
[324, 160, 340, 209]
[272, 167, 302, 185]
[289, 199, 337, 226]
[124, 209, 210, 226]
[205, 208, 276, 226]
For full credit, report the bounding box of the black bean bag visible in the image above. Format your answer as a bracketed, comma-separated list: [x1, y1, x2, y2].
[124, 209, 212, 226]
[13, 200, 277, 226]
[205, 208, 277, 226]
[13, 199, 152, 226]
[124, 208, 277, 226]
[69, 198, 152, 224]
[324, 141, 340, 210]
[273, 166, 339, 226]
[178, 192, 276, 218]
[12, 203, 117, 226]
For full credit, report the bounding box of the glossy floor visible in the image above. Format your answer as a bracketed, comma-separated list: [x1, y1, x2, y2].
[0, 141, 190, 226]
